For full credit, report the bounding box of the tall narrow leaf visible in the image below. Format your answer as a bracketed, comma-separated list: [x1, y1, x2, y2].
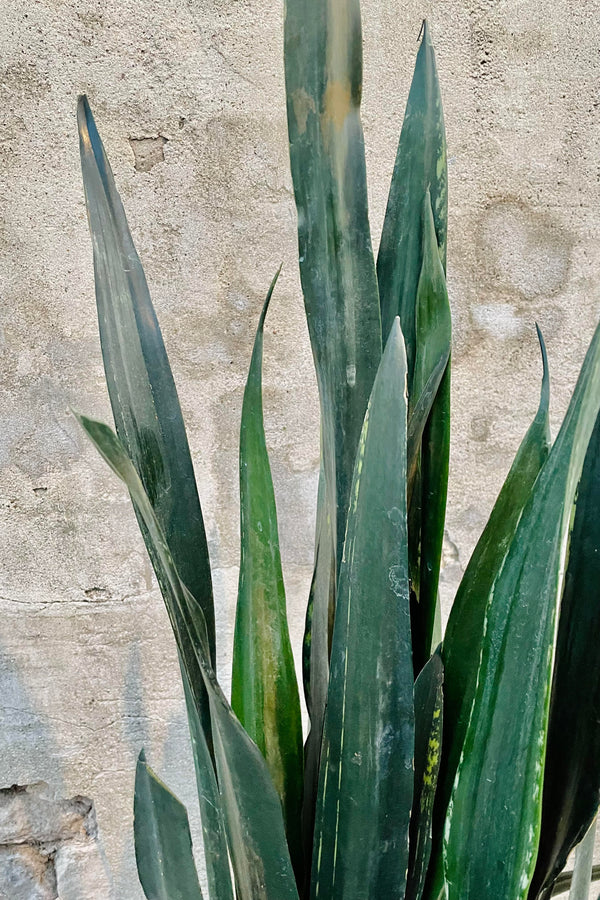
[311, 320, 413, 899]
[409, 191, 451, 672]
[427, 327, 551, 899]
[443, 319, 600, 900]
[423, 329, 550, 900]
[77, 99, 233, 899]
[77, 96, 215, 662]
[134, 750, 204, 900]
[78, 416, 299, 900]
[284, 0, 382, 863]
[377, 20, 447, 375]
[376, 23, 449, 675]
[284, 0, 382, 562]
[231, 271, 303, 871]
[529, 407, 600, 900]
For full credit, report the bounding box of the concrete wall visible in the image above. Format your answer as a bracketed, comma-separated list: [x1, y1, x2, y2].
[1, 0, 600, 896]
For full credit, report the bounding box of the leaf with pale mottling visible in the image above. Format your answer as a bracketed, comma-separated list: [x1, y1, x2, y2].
[443, 319, 600, 900]
[311, 320, 413, 900]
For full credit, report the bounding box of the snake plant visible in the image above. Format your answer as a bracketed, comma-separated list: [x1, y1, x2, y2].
[75, 5, 600, 900]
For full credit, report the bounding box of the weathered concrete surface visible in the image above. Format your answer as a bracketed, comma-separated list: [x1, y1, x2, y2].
[1, 0, 600, 896]
[0, 782, 112, 899]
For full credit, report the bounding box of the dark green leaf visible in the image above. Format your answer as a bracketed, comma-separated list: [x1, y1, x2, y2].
[300, 477, 335, 887]
[231, 270, 303, 873]
[443, 318, 600, 900]
[77, 96, 215, 662]
[78, 97, 232, 900]
[529, 407, 600, 899]
[406, 651, 444, 900]
[409, 191, 451, 673]
[284, 0, 382, 866]
[376, 22, 449, 677]
[134, 750, 203, 900]
[377, 20, 447, 381]
[422, 327, 551, 900]
[411, 193, 451, 419]
[311, 320, 413, 899]
[284, 0, 382, 560]
[78, 101, 231, 897]
[418, 364, 450, 661]
[78, 417, 299, 900]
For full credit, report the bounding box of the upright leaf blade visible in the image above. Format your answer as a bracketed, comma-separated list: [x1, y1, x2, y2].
[424, 329, 550, 900]
[284, 0, 382, 561]
[77, 96, 215, 662]
[311, 321, 413, 899]
[377, 20, 447, 377]
[231, 271, 303, 872]
[529, 407, 600, 900]
[78, 416, 299, 900]
[430, 327, 551, 889]
[284, 0, 382, 867]
[406, 651, 444, 900]
[376, 23, 449, 676]
[443, 319, 600, 900]
[409, 191, 451, 673]
[301, 478, 335, 886]
[411, 193, 451, 420]
[134, 750, 204, 900]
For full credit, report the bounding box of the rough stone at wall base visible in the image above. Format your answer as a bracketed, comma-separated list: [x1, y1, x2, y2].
[0, 782, 115, 900]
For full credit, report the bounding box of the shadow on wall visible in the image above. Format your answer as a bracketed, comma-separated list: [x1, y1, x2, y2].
[0, 645, 116, 900]
[115, 639, 204, 899]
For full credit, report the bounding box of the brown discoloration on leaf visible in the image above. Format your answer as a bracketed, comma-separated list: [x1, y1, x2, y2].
[292, 88, 316, 136]
[321, 79, 352, 135]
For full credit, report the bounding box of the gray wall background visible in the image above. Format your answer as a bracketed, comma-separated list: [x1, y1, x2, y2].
[1, 0, 600, 896]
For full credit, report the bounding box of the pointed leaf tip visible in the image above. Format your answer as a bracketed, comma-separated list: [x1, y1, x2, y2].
[77, 94, 98, 155]
[535, 323, 550, 418]
[258, 265, 282, 329]
[384, 316, 408, 376]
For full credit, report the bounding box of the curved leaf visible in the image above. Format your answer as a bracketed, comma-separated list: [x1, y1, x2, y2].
[134, 750, 203, 900]
[311, 320, 413, 899]
[443, 318, 600, 900]
[77, 96, 215, 662]
[529, 407, 600, 899]
[231, 270, 303, 872]
[78, 416, 299, 900]
[422, 327, 551, 900]
[77, 98, 232, 899]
